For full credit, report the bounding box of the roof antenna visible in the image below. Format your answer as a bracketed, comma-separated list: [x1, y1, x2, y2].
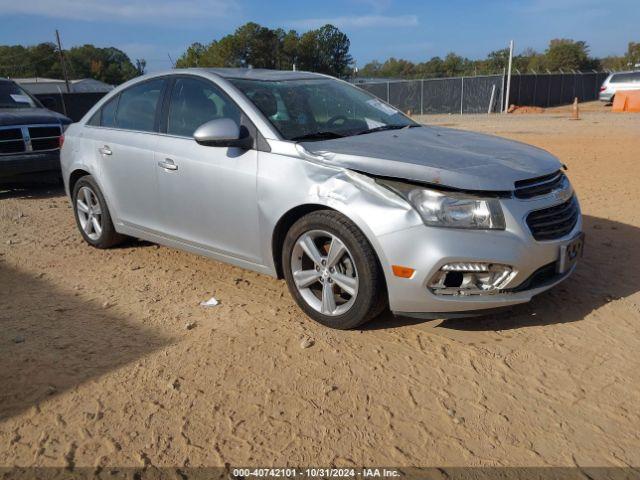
[167, 53, 175, 68]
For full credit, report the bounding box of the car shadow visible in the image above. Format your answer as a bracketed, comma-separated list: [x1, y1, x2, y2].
[0, 181, 64, 200]
[365, 215, 640, 332]
[0, 263, 171, 422]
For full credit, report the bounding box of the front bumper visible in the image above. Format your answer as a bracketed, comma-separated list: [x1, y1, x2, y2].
[0, 151, 61, 179]
[377, 195, 582, 315]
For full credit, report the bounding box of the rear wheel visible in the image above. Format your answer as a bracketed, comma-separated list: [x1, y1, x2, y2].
[283, 210, 386, 329]
[72, 175, 124, 248]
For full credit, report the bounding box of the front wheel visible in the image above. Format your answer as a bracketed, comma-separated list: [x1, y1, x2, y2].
[283, 210, 387, 329]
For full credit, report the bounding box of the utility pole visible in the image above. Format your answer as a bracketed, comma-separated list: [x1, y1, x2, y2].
[55, 29, 71, 93]
[503, 40, 514, 113]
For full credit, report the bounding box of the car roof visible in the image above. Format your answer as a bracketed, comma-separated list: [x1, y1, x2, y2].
[611, 70, 640, 76]
[195, 68, 328, 81]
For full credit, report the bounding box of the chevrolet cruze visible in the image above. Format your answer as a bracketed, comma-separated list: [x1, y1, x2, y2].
[61, 68, 583, 329]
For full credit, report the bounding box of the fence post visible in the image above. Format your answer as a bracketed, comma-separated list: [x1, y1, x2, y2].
[500, 68, 505, 112]
[386, 81, 390, 103]
[488, 84, 496, 114]
[460, 76, 464, 115]
[504, 40, 514, 113]
[420, 79, 424, 116]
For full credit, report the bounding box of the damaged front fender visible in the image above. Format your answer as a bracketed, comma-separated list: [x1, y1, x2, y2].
[258, 141, 423, 277]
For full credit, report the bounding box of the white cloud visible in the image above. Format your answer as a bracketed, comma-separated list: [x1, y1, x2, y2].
[290, 14, 418, 30]
[351, 0, 392, 13]
[515, 0, 608, 14]
[0, 0, 237, 23]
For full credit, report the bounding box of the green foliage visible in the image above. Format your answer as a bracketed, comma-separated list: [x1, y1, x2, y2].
[175, 22, 353, 78]
[627, 42, 640, 67]
[65, 45, 139, 84]
[544, 39, 595, 71]
[298, 25, 353, 77]
[358, 38, 628, 79]
[135, 58, 147, 75]
[2, 33, 636, 85]
[0, 42, 141, 84]
[0, 43, 59, 78]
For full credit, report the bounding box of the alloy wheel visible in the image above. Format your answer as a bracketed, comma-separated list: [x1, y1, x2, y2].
[290, 229, 359, 316]
[76, 186, 103, 241]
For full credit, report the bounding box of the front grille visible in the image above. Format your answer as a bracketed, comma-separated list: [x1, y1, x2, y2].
[0, 127, 25, 154]
[31, 138, 60, 151]
[0, 124, 61, 155]
[514, 170, 566, 199]
[28, 125, 62, 152]
[526, 195, 579, 241]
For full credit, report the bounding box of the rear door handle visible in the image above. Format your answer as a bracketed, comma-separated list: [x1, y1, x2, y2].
[158, 158, 178, 171]
[99, 145, 112, 156]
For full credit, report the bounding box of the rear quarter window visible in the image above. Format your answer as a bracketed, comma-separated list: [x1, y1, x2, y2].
[610, 72, 640, 83]
[87, 95, 118, 127]
[101, 95, 119, 128]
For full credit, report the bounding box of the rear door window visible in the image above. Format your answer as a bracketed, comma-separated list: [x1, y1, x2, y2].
[115, 79, 165, 132]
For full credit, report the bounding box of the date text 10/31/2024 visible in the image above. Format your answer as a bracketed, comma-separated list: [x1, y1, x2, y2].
[232, 468, 401, 478]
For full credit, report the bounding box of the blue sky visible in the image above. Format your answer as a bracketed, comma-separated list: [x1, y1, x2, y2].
[0, 0, 638, 72]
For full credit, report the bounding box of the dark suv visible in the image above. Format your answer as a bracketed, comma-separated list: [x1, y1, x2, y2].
[0, 79, 72, 181]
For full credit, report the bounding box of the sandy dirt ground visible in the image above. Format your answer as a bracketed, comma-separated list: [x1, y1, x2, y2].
[1, 103, 639, 470]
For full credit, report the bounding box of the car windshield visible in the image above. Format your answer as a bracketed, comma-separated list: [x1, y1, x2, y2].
[0, 82, 39, 109]
[230, 77, 418, 141]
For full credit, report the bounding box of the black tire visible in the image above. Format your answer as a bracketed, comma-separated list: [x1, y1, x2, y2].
[282, 210, 387, 329]
[72, 175, 125, 249]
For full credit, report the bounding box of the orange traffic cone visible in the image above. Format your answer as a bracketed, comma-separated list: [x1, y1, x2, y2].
[570, 97, 580, 120]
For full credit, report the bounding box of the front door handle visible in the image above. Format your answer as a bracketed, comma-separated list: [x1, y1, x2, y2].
[99, 145, 112, 156]
[158, 158, 178, 171]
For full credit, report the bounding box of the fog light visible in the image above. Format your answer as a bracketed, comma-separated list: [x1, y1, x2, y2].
[429, 263, 515, 295]
[442, 262, 489, 272]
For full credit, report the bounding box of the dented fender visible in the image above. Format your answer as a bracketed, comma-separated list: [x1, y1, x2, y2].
[257, 141, 423, 276]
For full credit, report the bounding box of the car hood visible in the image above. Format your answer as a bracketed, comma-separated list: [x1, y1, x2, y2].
[300, 125, 562, 191]
[0, 108, 71, 127]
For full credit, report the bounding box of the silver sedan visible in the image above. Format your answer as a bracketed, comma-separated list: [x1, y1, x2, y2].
[61, 68, 583, 329]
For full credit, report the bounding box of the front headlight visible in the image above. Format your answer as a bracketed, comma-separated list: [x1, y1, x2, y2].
[378, 179, 505, 230]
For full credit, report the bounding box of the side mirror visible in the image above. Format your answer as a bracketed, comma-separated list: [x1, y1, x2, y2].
[193, 118, 253, 149]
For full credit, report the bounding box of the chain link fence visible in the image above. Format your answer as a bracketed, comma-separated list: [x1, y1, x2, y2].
[356, 72, 610, 114]
[31, 72, 613, 122]
[509, 72, 609, 107]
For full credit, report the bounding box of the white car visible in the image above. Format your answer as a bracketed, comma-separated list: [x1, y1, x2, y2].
[599, 71, 640, 103]
[60, 68, 583, 329]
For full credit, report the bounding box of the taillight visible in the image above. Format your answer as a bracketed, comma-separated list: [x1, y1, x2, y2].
[599, 86, 606, 92]
[59, 134, 65, 148]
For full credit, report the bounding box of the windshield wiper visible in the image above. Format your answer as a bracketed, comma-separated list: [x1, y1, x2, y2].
[292, 131, 345, 142]
[356, 124, 418, 136]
